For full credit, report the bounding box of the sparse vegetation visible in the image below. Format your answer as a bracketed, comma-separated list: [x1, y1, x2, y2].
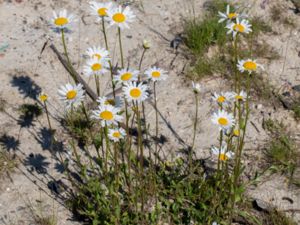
[26, 198, 57, 225]
[263, 119, 299, 180]
[0, 147, 18, 178]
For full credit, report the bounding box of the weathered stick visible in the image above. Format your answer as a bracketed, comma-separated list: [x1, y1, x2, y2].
[50, 44, 98, 101]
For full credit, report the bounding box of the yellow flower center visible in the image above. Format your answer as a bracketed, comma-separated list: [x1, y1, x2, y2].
[121, 73, 132, 81]
[100, 110, 113, 120]
[54, 17, 69, 26]
[152, 71, 161, 78]
[39, 94, 48, 102]
[219, 153, 228, 161]
[97, 8, 107, 16]
[92, 63, 102, 71]
[113, 132, 121, 138]
[228, 13, 237, 19]
[66, 90, 77, 100]
[217, 96, 226, 103]
[92, 54, 102, 60]
[113, 13, 126, 23]
[218, 117, 228, 126]
[233, 24, 245, 32]
[243, 61, 257, 71]
[235, 95, 243, 100]
[130, 88, 142, 98]
[233, 129, 240, 136]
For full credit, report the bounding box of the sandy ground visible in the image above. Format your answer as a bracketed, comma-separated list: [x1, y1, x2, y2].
[0, 0, 299, 224]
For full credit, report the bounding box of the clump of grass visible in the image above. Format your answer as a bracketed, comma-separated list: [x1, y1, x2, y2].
[263, 209, 297, 225]
[27, 198, 57, 225]
[188, 55, 228, 79]
[0, 147, 18, 178]
[64, 109, 93, 146]
[263, 119, 299, 178]
[184, 17, 227, 56]
[19, 103, 43, 118]
[292, 105, 300, 120]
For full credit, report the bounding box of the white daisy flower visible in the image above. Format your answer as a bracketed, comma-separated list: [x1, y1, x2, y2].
[108, 127, 126, 142]
[58, 83, 85, 108]
[107, 5, 136, 29]
[232, 90, 248, 102]
[51, 9, 76, 31]
[226, 18, 252, 37]
[211, 109, 235, 130]
[83, 57, 109, 77]
[212, 92, 234, 105]
[91, 104, 123, 127]
[38, 93, 48, 102]
[192, 81, 201, 94]
[211, 145, 234, 161]
[237, 59, 263, 74]
[145, 67, 168, 82]
[97, 96, 123, 108]
[122, 82, 149, 103]
[86, 46, 110, 61]
[89, 1, 113, 21]
[113, 68, 139, 84]
[218, 5, 239, 23]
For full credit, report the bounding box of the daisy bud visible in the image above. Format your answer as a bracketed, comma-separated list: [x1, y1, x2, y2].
[192, 81, 201, 94]
[143, 39, 151, 49]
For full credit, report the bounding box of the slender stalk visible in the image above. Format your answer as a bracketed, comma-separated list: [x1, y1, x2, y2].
[61, 29, 76, 82]
[94, 74, 100, 96]
[101, 17, 116, 98]
[118, 27, 124, 68]
[191, 93, 198, 149]
[189, 92, 198, 173]
[136, 104, 145, 214]
[138, 49, 146, 74]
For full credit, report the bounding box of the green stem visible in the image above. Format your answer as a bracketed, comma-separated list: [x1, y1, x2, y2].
[136, 104, 144, 215]
[94, 74, 100, 96]
[61, 29, 77, 83]
[118, 27, 124, 68]
[101, 17, 116, 98]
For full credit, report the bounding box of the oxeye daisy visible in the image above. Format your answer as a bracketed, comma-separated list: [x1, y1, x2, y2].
[39, 93, 48, 102]
[212, 92, 234, 105]
[145, 67, 168, 82]
[113, 68, 139, 84]
[226, 18, 252, 37]
[108, 127, 126, 142]
[107, 5, 135, 29]
[192, 81, 201, 94]
[51, 9, 76, 31]
[211, 145, 234, 161]
[211, 109, 235, 130]
[58, 83, 85, 108]
[218, 5, 239, 23]
[89, 1, 113, 20]
[91, 104, 123, 127]
[86, 46, 110, 61]
[97, 96, 123, 108]
[232, 90, 247, 102]
[122, 82, 149, 103]
[83, 57, 109, 77]
[237, 59, 263, 74]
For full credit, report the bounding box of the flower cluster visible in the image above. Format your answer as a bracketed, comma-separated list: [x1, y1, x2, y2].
[205, 4, 264, 162]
